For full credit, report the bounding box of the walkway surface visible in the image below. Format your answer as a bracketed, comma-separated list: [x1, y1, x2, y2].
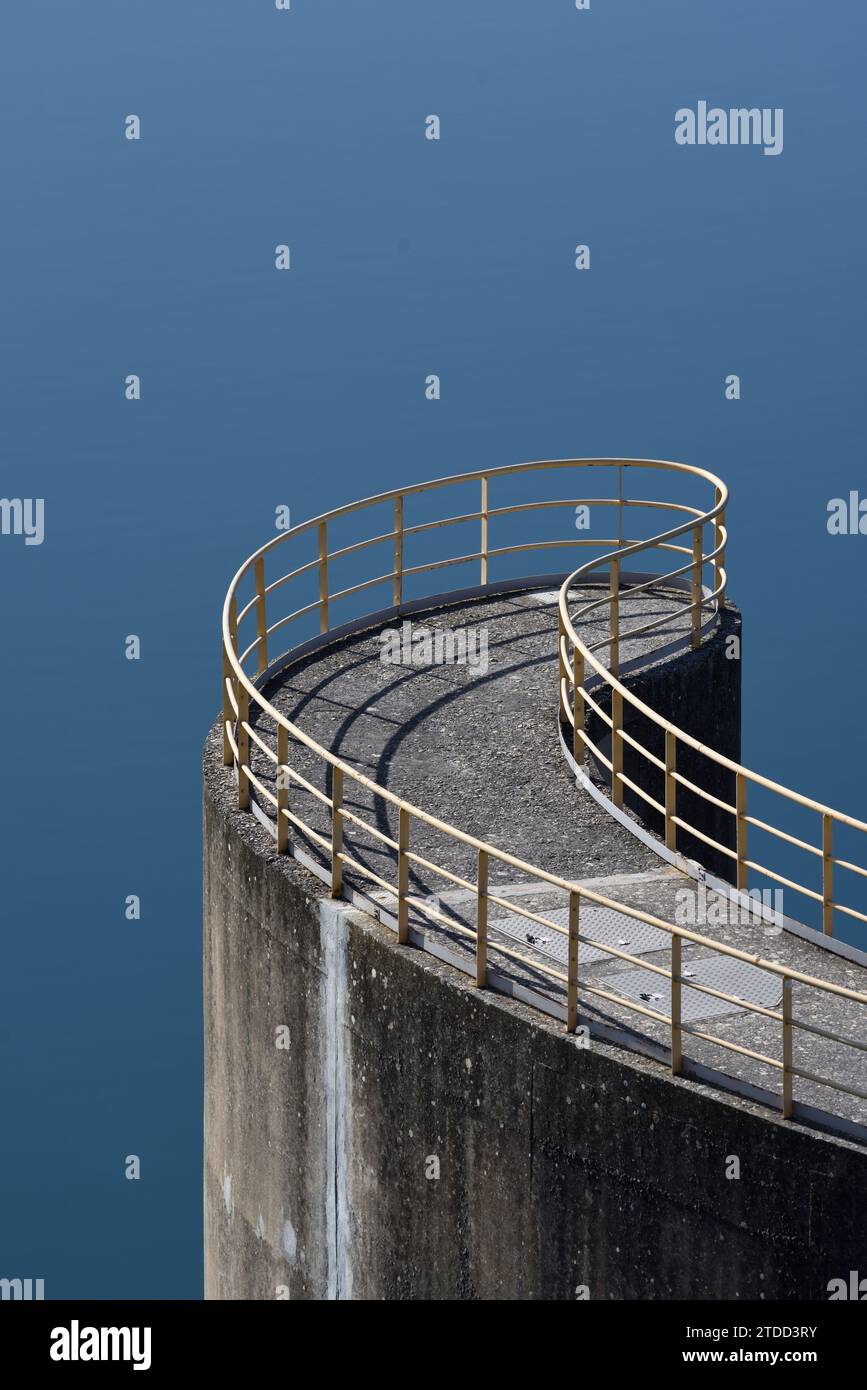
[248, 587, 867, 1134]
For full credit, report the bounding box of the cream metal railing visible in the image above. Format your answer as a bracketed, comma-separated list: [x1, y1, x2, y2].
[557, 469, 867, 943]
[221, 458, 867, 1128]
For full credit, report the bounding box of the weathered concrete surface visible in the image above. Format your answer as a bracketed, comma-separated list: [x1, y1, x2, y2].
[204, 720, 867, 1301]
[203, 767, 332, 1300]
[245, 587, 732, 894]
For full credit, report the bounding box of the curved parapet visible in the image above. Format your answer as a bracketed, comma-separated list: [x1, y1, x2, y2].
[557, 474, 867, 947]
[206, 458, 867, 1298]
[217, 458, 867, 1132]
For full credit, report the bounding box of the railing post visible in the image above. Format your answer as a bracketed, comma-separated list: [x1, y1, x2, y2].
[609, 556, 620, 676]
[476, 848, 488, 988]
[736, 772, 748, 892]
[566, 889, 579, 1033]
[781, 977, 793, 1118]
[480, 476, 489, 586]
[572, 642, 585, 767]
[397, 807, 410, 944]
[393, 495, 404, 609]
[318, 521, 329, 634]
[222, 654, 233, 769]
[611, 688, 624, 808]
[224, 595, 238, 765]
[330, 765, 343, 897]
[714, 490, 726, 608]
[691, 523, 703, 650]
[664, 729, 677, 851]
[222, 644, 233, 765]
[237, 684, 250, 810]
[276, 724, 289, 854]
[670, 933, 682, 1075]
[254, 555, 269, 674]
[557, 609, 565, 720]
[822, 814, 834, 936]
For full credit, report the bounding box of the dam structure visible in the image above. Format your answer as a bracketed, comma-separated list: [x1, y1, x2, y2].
[205, 458, 867, 1300]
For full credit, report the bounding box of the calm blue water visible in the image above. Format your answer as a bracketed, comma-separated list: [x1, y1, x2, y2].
[1, 1, 865, 1298]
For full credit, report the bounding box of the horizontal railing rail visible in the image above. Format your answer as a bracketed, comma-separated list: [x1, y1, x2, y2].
[220, 457, 867, 1131]
[557, 471, 867, 942]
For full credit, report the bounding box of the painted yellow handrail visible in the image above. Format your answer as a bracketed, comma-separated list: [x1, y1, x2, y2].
[220, 457, 867, 1129]
[558, 468, 867, 939]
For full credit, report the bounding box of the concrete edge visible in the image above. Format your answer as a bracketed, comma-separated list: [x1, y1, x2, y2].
[215, 735, 867, 1153]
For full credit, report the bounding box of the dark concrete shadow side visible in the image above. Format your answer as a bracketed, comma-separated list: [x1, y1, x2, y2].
[584, 606, 742, 883]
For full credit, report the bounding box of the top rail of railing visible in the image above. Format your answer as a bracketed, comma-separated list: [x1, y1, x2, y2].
[219, 457, 867, 1131]
[557, 475, 867, 940]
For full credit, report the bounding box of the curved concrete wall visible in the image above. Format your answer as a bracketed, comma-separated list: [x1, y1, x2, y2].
[204, 719, 867, 1300]
[584, 606, 742, 883]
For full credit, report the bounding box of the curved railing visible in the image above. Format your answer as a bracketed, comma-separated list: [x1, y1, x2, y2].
[557, 471, 867, 945]
[220, 458, 867, 1130]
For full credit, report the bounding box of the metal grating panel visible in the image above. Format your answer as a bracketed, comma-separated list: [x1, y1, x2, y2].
[598, 956, 782, 1024]
[490, 903, 670, 968]
[491, 902, 782, 1021]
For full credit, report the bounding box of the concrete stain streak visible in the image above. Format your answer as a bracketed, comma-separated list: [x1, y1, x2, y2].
[320, 899, 353, 1300]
